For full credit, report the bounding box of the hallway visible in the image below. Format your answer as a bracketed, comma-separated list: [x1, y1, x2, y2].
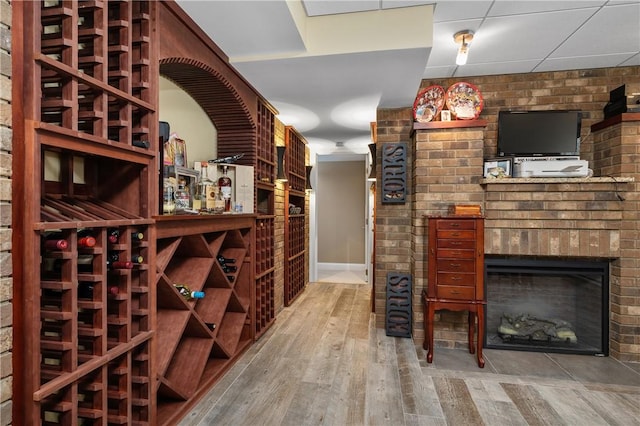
[179, 282, 640, 425]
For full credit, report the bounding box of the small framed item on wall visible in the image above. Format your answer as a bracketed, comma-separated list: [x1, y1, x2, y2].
[483, 157, 512, 178]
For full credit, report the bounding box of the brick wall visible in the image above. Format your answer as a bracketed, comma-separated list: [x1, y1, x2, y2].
[0, 0, 11, 423]
[376, 65, 640, 361]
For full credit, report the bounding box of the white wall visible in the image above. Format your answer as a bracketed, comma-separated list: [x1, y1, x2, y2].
[159, 76, 217, 165]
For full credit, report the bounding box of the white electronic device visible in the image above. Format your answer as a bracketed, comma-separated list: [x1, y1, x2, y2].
[513, 157, 590, 178]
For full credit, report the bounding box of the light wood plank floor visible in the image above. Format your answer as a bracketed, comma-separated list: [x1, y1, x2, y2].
[179, 282, 640, 426]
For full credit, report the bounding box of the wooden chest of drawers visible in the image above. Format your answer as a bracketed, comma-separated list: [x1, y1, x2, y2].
[423, 216, 485, 367]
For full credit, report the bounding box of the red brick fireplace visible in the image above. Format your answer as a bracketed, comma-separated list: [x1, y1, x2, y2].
[373, 66, 640, 362]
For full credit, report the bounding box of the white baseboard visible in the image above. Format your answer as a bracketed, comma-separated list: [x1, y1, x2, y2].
[318, 263, 365, 271]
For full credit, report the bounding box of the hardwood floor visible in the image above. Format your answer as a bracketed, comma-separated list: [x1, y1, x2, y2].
[179, 282, 640, 426]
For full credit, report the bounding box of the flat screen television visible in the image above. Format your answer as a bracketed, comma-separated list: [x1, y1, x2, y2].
[497, 110, 582, 157]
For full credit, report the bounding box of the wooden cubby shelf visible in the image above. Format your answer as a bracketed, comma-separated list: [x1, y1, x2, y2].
[284, 126, 308, 306]
[15, 1, 157, 423]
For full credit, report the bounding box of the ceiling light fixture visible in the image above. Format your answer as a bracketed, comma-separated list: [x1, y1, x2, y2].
[454, 30, 474, 66]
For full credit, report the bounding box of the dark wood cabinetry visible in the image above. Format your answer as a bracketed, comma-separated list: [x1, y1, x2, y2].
[423, 216, 485, 367]
[283, 127, 307, 306]
[13, 1, 157, 423]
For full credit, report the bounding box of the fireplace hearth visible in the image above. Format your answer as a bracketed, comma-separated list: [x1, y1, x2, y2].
[484, 257, 609, 355]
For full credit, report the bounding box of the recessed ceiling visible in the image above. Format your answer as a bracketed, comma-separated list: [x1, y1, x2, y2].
[175, 0, 640, 158]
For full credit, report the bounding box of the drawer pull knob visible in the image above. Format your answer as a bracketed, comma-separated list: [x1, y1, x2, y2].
[451, 233, 460, 237]
[451, 241, 461, 245]
[451, 290, 459, 294]
[451, 276, 461, 281]
[450, 263, 461, 267]
[450, 223, 460, 228]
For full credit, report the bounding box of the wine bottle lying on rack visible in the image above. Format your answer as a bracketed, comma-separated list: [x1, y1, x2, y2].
[107, 229, 120, 244]
[77, 229, 97, 248]
[131, 231, 144, 241]
[174, 284, 204, 301]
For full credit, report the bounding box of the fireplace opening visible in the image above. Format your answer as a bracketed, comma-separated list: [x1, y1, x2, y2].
[484, 257, 609, 356]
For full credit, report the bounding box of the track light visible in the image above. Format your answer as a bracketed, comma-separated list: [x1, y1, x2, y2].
[454, 30, 474, 66]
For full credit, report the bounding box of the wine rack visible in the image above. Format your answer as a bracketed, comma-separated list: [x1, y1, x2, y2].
[13, 1, 157, 424]
[155, 215, 255, 425]
[255, 101, 277, 337]
[284, 126, 308, 306]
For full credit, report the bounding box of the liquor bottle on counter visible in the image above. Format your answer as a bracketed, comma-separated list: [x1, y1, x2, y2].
[175, 178, 190, 212]
[198, 162, 215, 212]
[218, 165, 232, 213]
[174, 284, 205, 301]
[163, 179, 176, 215]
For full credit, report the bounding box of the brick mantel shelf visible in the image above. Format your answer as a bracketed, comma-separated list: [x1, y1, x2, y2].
[481, 176, 634, 184]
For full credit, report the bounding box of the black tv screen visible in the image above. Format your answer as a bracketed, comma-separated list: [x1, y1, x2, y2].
[497, 110, 582, 157]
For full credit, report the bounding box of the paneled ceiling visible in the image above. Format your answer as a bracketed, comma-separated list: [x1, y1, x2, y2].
[175, 0, 640, 156]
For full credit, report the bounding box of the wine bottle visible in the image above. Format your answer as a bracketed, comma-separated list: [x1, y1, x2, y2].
[109, 260, 133, 270]
[205, 322, 216, 331]
[174, 284, 205, 301]
[217, 255, 235, 264]
[77, 229, 97, 248]
[221, 264, 237, 273]
[131, 231, 144, 241]
[77, 254, 94, 273]
[78, 282, 94, 299]
[107, 229, 120, 244]
[43, 238, 68, 250]
[226, 275, 235, 282]
[218, 165, 232, 213]
[131, 254, 144, 264]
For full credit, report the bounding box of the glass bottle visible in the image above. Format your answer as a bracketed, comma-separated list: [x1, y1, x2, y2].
[218, 165, 232, 213]
[198, 162, 214, 213]
[175, 178, 190, 212]
[163, 179, 176, 215]
[174, 284, 205, 301]
[77, 232, 96, 248]
[107, 228, 120, 244]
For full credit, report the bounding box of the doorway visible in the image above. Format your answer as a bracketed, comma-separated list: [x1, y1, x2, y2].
[313, 155, 369, 284]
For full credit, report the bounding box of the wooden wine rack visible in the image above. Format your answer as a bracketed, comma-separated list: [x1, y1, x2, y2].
[255, 101, 277, 337]
[284, 126, 308, 306]
[154, 215, 255, 425]
[13, 1, 157, 424]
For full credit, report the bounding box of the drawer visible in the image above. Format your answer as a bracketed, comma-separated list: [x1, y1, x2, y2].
[437, 229, 476, 240]
[437, 272, 476, 286]
[436, 238, 476, 249]
[435, 219, 476, 230]
[436, 248, 475, 259]
[436, 285, 475, 300]
[437, 259, 475, 273]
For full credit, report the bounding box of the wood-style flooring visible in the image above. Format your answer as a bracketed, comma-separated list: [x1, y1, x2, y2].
[179, 282, 640, 426]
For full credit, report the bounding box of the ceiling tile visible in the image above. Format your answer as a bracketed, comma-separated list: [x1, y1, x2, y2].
[550, 3, 640, 57]
[488, 1, 606, 16]
[431, 1, 492, 22]
[472, 9, 599, 62]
